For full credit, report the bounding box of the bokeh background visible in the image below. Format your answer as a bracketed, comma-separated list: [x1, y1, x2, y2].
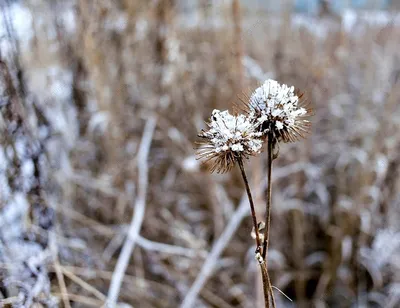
[1, 0, 400, 307]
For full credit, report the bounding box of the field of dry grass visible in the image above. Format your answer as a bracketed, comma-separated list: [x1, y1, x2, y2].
[1, 0, 400, 307]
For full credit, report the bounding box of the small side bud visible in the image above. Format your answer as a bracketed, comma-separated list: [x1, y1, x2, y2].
[251, 221, 266, 243]
[255, 252, 264, 264]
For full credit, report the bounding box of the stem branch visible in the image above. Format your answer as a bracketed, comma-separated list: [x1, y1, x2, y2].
[237, 156, 271, 308]
[262, 135, 276, 307]
[263, 137, 273, 260]
[237, 157, 262, 251]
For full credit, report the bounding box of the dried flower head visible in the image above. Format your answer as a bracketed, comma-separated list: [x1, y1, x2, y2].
[248, 79, 312, 143]
[197, 109, 263, 173]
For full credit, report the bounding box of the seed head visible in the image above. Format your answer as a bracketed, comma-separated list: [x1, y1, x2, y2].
[197, 109, 263, 173]
[248, 79, 312, 143]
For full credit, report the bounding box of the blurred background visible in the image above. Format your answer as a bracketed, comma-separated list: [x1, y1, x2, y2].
[0, 0, 400, 307]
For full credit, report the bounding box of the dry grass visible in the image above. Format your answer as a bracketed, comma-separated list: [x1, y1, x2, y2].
[1, 0, 400, 307]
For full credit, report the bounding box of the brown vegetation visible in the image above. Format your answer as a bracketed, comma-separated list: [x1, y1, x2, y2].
[1, 0, 400, 307]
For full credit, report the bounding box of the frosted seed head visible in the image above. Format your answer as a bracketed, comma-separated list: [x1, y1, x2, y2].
[247, 79, 312, 143]
[197, 109, 264, 173]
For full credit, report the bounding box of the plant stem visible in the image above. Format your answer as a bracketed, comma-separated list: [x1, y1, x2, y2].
[237, 157, 262, 250]
[237, 157, 270, 308]
[262, 135, 276, 307]
[260, 262, 271, 308]
[263, 137, 273, 259]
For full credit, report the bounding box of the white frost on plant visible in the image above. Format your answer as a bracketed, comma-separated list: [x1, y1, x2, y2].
[275, 121, 283, 130]
[0, 2, 33, 55]
[166, 37, 181, 63]
[0, 193, 29, 239]
[249, 79, 307, 130]
[88, 111, 110, 135]
[342, 9, 400, 33]
[200, 109, 263, 155]
[361, 229, 400, 269]
[375, 153, 388, 181]
[135, 17, 148, 41]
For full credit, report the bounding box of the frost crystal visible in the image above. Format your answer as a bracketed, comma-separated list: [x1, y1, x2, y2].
[248, 79, 311, 143]
[197, 109, 263, 173]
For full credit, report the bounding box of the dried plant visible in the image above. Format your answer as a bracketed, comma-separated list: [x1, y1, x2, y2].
[247, 79, 312, 144]
[197, 79, 313, 307]
[197, 109, 263, 173]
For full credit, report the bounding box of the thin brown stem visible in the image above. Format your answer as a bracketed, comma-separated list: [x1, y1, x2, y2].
[262, 135, 276, 307]
[260, 262, 271, 308]
[267, 269, 276, 308]
[270, 282, 276, 308]
[236, 157, 270, 308]
[262, 137, 273, 259]
[237, 157, 262, 250]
